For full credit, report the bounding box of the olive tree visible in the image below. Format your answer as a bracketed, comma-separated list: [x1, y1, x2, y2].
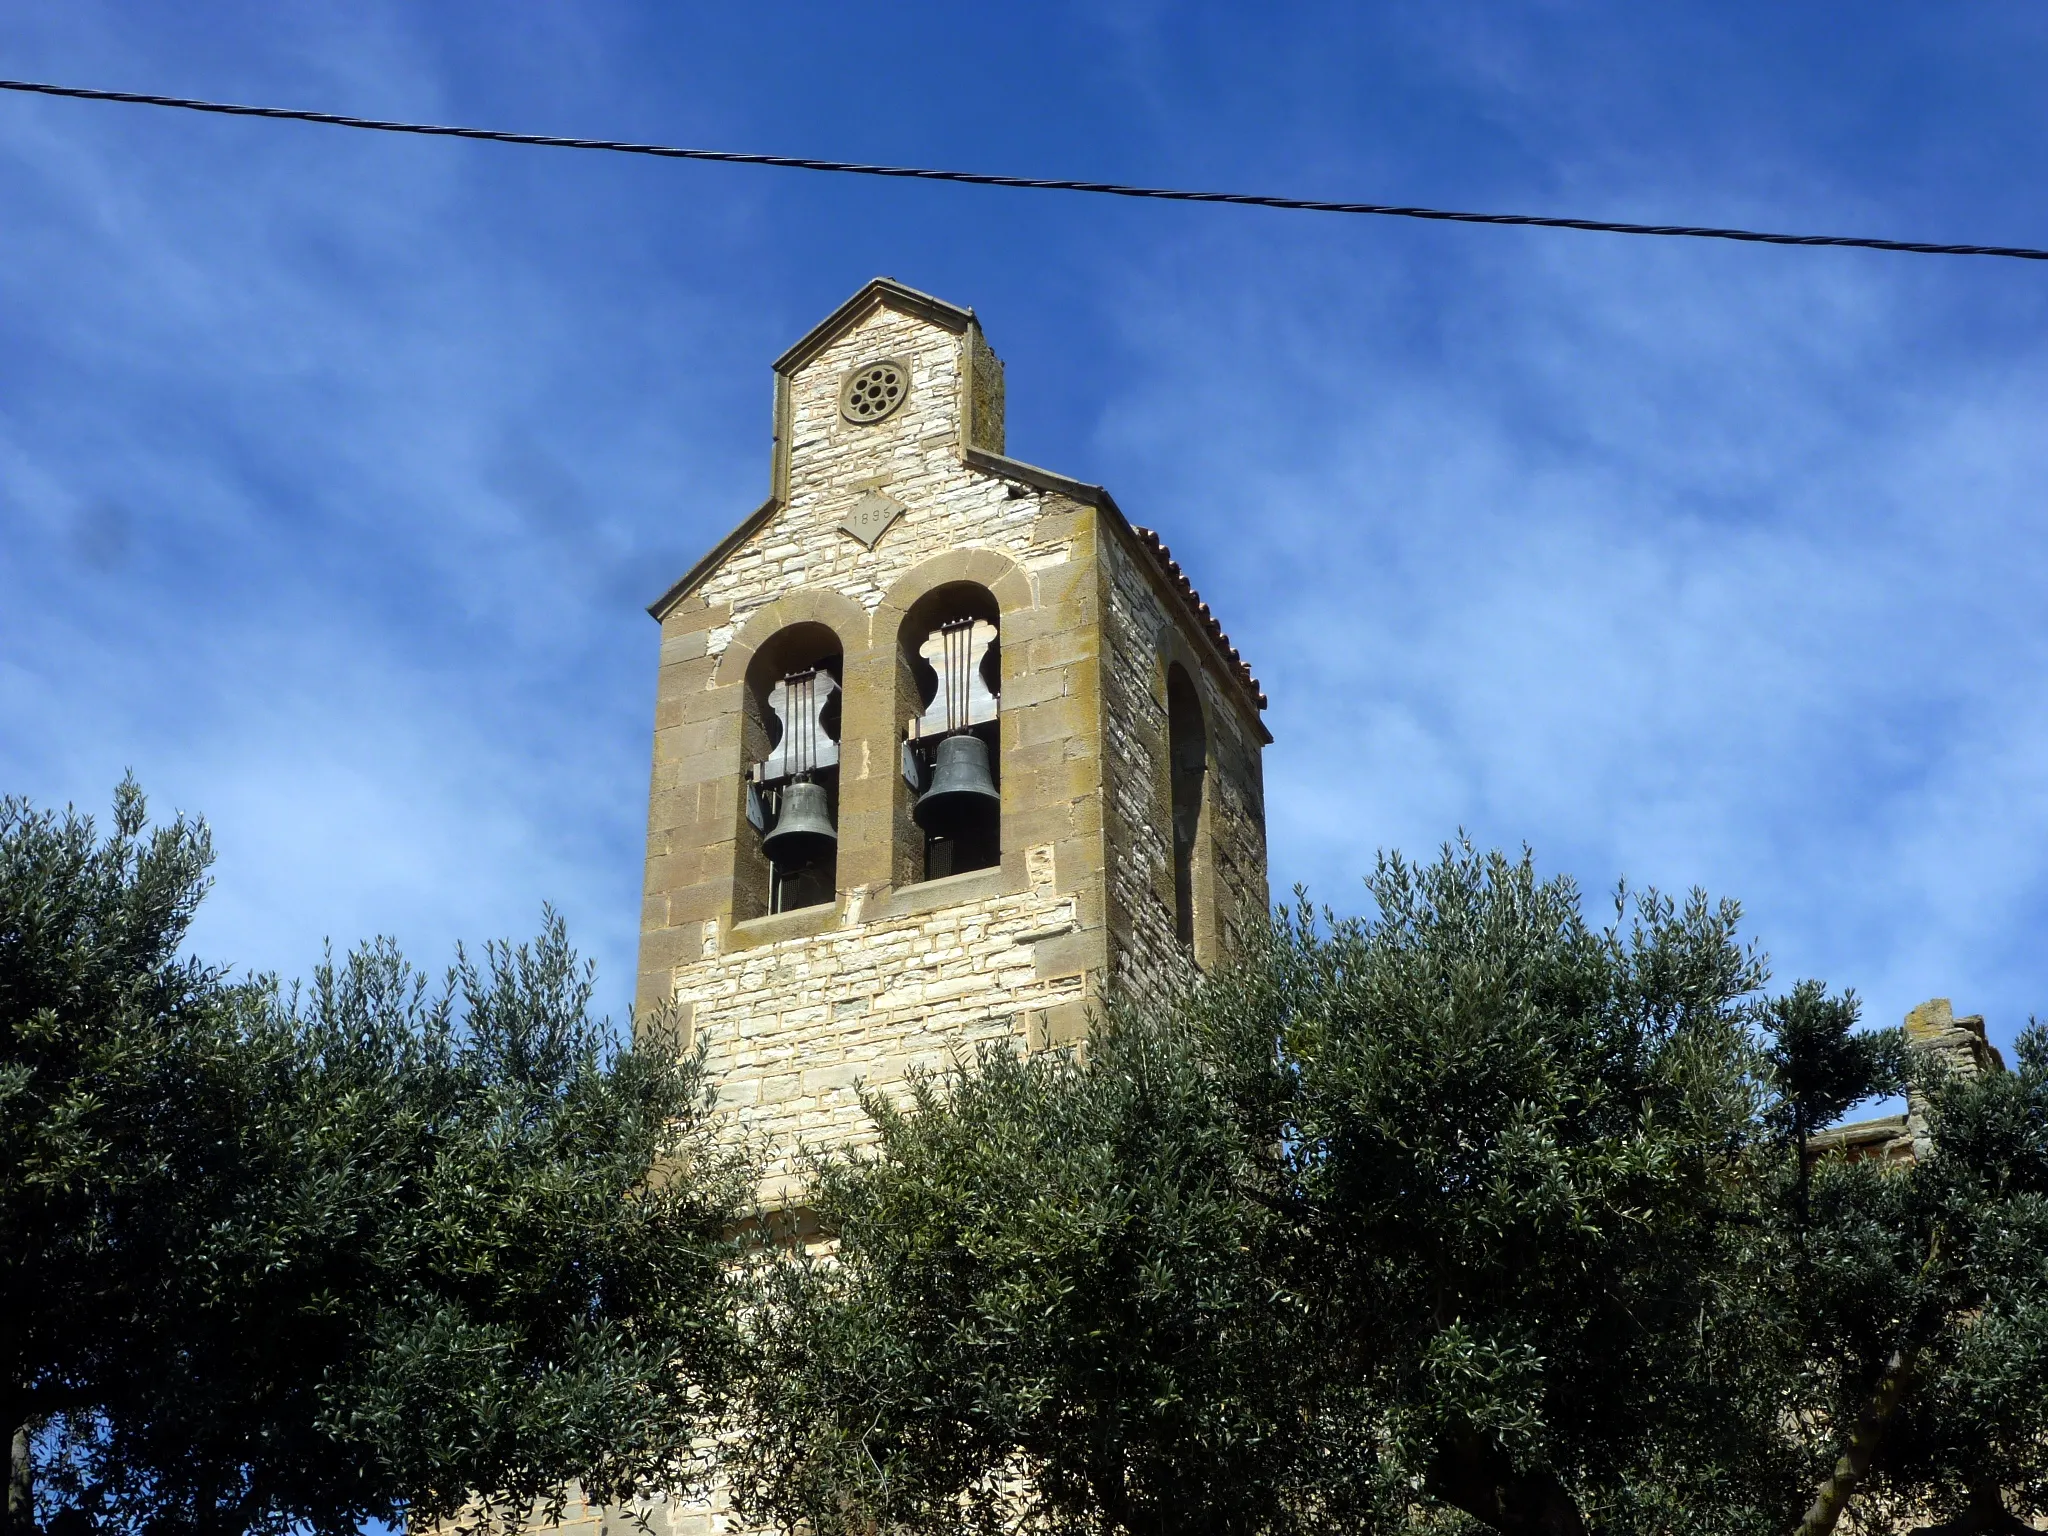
[3, 784, 749, 1534]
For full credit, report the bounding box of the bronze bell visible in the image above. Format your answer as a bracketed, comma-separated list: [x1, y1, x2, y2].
[914, 733, 1000, 837]
[762, 779, 837, 864]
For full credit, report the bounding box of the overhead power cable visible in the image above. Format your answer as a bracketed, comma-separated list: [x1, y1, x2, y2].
[3, 76, 2045, 264]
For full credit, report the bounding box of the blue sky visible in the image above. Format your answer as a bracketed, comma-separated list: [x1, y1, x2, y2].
[3, 3, 2046, 1064]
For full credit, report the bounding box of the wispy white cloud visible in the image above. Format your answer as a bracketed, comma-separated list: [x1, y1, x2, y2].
[0, 6, 760, 1011]
[3, 0, 2046, 1063]
[1083, 203, 2048, 1051]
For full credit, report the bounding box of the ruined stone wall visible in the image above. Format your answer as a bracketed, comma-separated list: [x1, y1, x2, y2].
[1806, 998, 2012, 1167]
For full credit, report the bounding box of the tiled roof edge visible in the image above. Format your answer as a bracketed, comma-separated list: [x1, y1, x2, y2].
[962, 448, 1268, 720]
[1129, 524, 1269, 714]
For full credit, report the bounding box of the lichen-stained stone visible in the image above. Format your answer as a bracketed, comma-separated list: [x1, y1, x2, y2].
[1903, 997, 2007, 1160]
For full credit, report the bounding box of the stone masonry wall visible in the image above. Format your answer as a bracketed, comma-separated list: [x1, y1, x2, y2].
[1200, 639, 1270, 962]
[683, 844, 1086, 1200]
[640, 294, 1113, 1175]
[1099, 530, 1191, 999]
[1098, 526, 1270, 996]
[695, 307, 1043, 633]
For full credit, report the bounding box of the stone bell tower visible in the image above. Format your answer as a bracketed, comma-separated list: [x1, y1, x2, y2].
[638, 278, 1270, 1195]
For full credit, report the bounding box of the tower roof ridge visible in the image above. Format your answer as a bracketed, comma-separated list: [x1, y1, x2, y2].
[1130, 525, 1267, 709]
[773, 276, 978, 376]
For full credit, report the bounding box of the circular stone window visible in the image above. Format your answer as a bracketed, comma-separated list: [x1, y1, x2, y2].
[839, 358, 911, 424]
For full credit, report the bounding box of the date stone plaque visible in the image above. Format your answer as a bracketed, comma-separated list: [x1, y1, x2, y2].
[839, 489, 906, 550]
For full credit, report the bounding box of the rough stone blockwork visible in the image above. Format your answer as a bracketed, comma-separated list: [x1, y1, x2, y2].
[681, 849, 1087, 1200]
[1098, 529, 1268, 998]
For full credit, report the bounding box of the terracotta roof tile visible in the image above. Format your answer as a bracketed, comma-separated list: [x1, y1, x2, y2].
[1131, 526, 1267, 709]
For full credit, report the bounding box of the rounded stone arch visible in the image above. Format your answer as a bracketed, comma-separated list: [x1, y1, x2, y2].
[715, 589, 868, 923]
[1152, 629, 1212, 719]
[712, 587, 871, 690]
[873, 549, 1033, 887]
[1152, 630, 1219, 770]
[1155, 634, 1215, 963]
[871, 546, 1033, 637]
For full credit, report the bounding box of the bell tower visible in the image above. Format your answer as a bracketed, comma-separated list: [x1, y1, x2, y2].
[638, 278, 1270, 1195]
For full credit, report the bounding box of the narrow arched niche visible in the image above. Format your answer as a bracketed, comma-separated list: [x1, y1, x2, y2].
[737, 622, 844, 918]
[896, 582, 1002, 884]
[1166, 662, 1207, 950]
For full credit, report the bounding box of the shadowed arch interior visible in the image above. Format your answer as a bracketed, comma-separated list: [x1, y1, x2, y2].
[1167, 662, 1207, 949]
[738, 621, 844, 918]
[898, 582, 1002, 884]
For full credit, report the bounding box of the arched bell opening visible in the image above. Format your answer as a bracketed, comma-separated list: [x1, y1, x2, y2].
[897, 583, 1001, 884]
[738, 622, 844, 918]
[1166, 662, 1207, 951]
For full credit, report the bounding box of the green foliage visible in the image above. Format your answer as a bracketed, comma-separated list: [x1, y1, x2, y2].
[1200, 845, 1815, 1534]
[1835, 1027, 2048, 1533]
[730, 1005, 1381, 1536]
[2, 778, 223, 1523]
[738, 842, 1968, 1536]
[1763, 981, 1905, 1152]
[3, 785, 748, 1534]
[14, 788, 2040, 1536]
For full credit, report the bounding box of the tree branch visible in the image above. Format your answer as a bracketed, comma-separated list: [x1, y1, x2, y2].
[1427, 1437, 1589, 1536]
[1797, 1225, 1948, 1536]
[1794, 1344, 1917, 1536]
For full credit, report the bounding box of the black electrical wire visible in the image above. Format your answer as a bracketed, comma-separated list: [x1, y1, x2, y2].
[4, 75, 2045, 263]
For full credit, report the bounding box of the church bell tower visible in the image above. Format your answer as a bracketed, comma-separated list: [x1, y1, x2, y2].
[638, 278, 1270, 1196]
